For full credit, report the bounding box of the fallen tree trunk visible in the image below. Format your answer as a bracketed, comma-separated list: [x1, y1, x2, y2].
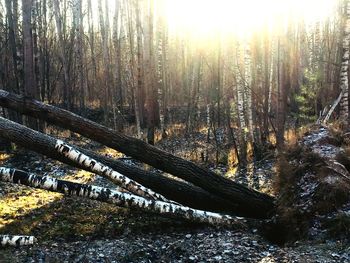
[55, 140, 170, 202]
[322, 90, 343, 124]
[0, 235, 36, 247]
[0, 167, 246, 227]
[79, 149, 237, 214]
[0, 90, 275, 218]
[0, 116, 236, 215]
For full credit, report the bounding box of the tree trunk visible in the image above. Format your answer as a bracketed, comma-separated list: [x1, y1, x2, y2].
[4, 0, 22, 124]
[143, 0, 157, 145]
[156, 13, 166, 138]
[134, 0, 143, 138]
[0, 235, 36, 247]
[226, 98, 240, 165]
[0, 115, 241, 215]
[98, 0, 113, 122]
[0, 90, 275, 218]
[186, 62, 196, 133]
[244, 40, 254, 150]
[340, 0, 350, 124]
[216, 37, 222, 128]
[262, 35, 271, 141]
[22, 0, 39, 130]
[276, 38, 289, 149]
[72, 0, 84, 109]
[323, 91, 344, 123]
[53, 0, 70, 109]
[0, 167, 246, 226]
[5, 0, 20, 95]
[235, 42, 248, 166]
[87, 0, 97, 101]
[55, 140, 169, 202]
[112, 0, 123, 119]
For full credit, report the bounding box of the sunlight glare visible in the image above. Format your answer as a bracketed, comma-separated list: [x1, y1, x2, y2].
[164, 0, 337, 37]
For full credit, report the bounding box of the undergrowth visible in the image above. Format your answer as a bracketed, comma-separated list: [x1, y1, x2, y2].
[267, 126, 350, 244]
[323, 213, 350, 240]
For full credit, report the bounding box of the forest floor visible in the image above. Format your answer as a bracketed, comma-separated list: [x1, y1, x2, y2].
[0, 124, 349, 262]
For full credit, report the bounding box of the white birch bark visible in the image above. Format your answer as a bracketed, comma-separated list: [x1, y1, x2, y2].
[156, 16, 165, 136]
[205, 103, 211, 162]
[340, 0, 350, 122]
[0, 167, 245, 227]
[235, 42, 247, 165]
[206, 103, 211, 138]
[54, 140, 169, 202]
[244, 41, 254, 144]
[323, 90, 344, 123]
[235, 43, 247, 136]
[0, 235, 36, 247]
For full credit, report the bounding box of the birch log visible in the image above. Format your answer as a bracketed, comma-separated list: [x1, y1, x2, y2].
[0, 235, 36, 247]
[54, 140, 170, 202]
[323, 91, 343, 124]
[0, 116, 237, 215]
[0, 89, 275, 218]
[0, 167, 245, 227]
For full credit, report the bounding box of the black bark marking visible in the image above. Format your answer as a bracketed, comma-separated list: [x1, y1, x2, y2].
[0, 91, 275, 218]
[99, 188, 111, 201]
[89, 160, 96, 169]
[0, 167, 241, 226]
[126, 197, 135, 207]
[61, 145, 70, 154]
[77, 153, 82, 163]
[15, 237, 21, 247]
[12, 170, 29, 184]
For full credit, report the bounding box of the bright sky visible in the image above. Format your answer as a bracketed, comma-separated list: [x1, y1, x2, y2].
[163, 0, 338, 37]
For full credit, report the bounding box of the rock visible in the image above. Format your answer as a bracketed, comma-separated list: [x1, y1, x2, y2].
[214, 255, 222, 261]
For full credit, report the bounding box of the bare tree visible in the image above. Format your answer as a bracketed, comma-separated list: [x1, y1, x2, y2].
[53, 0, 70, 108]
[22, 0, 39, 129]
[143, 0, 157, 145]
